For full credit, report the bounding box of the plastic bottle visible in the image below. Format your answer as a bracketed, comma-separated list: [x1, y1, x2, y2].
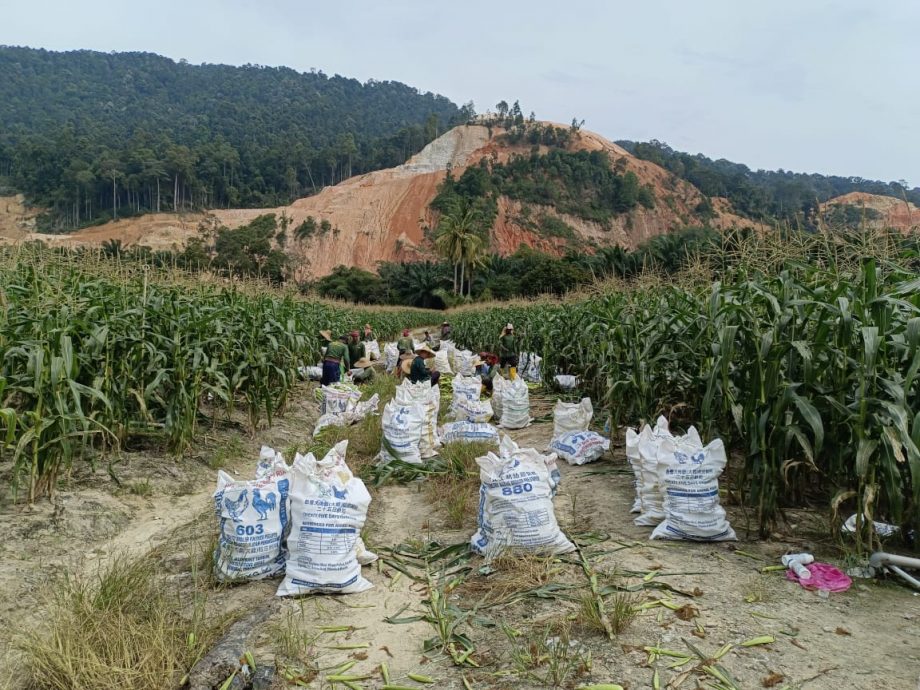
[782, 553, 814, 580]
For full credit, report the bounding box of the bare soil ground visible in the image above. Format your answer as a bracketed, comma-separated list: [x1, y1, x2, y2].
[1, 370, 918, 689]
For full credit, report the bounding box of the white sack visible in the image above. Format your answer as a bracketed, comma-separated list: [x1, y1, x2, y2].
[554, 374, 578, 389]
[498, 376, 531, 429]
[651, 433, 736, 542]
[432, 348, 453, 375]
[452, 396, 494, 424]
[298, 365, 323, 381]
[214, 452, 290, 582]
[550, 430, 610, 465]
[519, 352, 542, 383]
[313, 393, 380, 439]
[491, 374, 505, 421]
[383, 342, 399, 373]
[318, 383, 361, 416]
[629, 416, 680, 526]
[553, 398, 593, 438]
[378, 399, 425, 465]
[277, 443, 373, 595]
[440, 340, 457, 369]
[455, 349, 476, 376]
[365, 340, 381, 360]
[396, 379, 440, 458]
[439, 421, 500, 445]
[471, 435, 572, 557]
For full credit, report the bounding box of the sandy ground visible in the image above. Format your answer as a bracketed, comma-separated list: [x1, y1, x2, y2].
[1, 361, 918, 689]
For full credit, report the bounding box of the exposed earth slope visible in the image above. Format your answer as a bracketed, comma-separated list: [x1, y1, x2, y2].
[4, 124, 777, 277]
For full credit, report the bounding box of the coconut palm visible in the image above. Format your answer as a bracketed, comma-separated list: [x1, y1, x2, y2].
[434, 203, 483, 295]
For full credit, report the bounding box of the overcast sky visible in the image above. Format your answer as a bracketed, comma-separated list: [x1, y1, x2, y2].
[3, 0, 919, 184]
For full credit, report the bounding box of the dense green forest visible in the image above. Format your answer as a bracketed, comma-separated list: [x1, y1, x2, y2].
[618, 139, 920, 227]
[0, 46, 466, 230]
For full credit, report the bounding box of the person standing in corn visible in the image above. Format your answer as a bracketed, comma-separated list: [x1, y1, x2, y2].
[498, 323, 518, 379]
[320, 330, 350, 385]
[362, 323, 375, 341]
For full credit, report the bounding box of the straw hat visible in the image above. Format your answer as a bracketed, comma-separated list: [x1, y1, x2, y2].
[400, 357, 414, 375]
[469, 356, 483, 368]
[352, 357, 373, 369]
[506, 323, 514, 331]
[319, 329, 333, 341]
[414, 344, 436, 358]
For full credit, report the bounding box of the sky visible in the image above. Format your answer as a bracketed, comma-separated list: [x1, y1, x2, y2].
[2, 0, 919, 184]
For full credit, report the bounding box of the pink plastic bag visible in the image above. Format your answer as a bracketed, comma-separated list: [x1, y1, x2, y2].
[786, 562, 852, 592]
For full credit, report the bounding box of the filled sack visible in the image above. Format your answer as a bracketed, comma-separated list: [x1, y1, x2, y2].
[365, 339, 381, 360]
[313, 393, 380, 438]
[317, 383, 361, 416]
[439, 340, 457, 369]
[626, 416, 679, 526]
[491, 374, 505, 421]
[383, 342, 400, 373]
[553, 398, 593, 438]
[455, 349, 477, 376]
[396, 379, 440, 458]
[471, 435, 573, 557]
[550, 430, 610, 465]
[298, 365, 323, 381]
[378, 399, 426, 465]
[554, 374, 578, 390]
[432, 348, 453, 375]
[498, 376, 531, 429]
[651, 432, 735, 541]
[214, 450, 290, 582]
[439, 421, 500, 445]
[452, 395, 494, 423]
[519, 352, 542, 383]
[277, 444, 373, 596]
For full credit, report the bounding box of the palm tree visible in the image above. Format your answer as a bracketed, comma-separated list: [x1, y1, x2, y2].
[434, 203, 490, 296]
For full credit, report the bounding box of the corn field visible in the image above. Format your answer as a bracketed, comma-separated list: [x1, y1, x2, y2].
[0, 247, 439, 501]
[451, 242, 920, 549]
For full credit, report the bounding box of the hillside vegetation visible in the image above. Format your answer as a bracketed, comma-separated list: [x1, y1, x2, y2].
[620, 139, 920, 226]
[0, 46, 463, 230]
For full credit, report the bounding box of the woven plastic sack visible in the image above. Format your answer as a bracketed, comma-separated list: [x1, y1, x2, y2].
[439, 421, 500, 445]
[318, 383, 361, 416]
[383, 342, 399, 373]
[365, 339, 381, 360]
[433, 348, 453, 375]
[470, 436, 573, 557]
[214, 451, 290, 582]
[626, 416, 673, 523]
[519, 352, 542, 383]
[396, 379, 440, 458]
[650, 432, 736, 541]
[277, 444, 372, 595]
[450, 374, 483, 416]
[552, 398, 593, 438]
[455, 349, 476, 376]
[498, 377, 531, 429]
[550, 430, 610, 465]
[554, 374, 578, 389]
[378, 399, 425, 465]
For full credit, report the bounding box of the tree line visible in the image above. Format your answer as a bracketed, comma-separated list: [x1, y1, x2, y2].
[0, 47, 468, 230]
[619, 139, 920, 227]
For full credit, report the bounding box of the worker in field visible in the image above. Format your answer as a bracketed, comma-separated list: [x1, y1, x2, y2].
[320, 330, 350, 385]
[476, 352, 499, 394]
[351, 356, 375, 383]
[498, 323, 518, 379]
[440, 321, 452, 340]
[362, 323, 375, 341]
[402, 344, 435, 384]
[423, 330, 433, 344]
[348, 330, 366, 366]
[396, 328, 414, 355]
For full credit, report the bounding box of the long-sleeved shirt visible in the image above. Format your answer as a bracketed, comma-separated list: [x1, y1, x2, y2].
[325, 341, 350, 368]
[499, 333, 517, 357]
[348, 340, 366, 364]
[396, 336, 414, 353]
[408, 355, 431, 383]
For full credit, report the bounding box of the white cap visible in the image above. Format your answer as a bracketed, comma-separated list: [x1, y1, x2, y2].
[506, 323, 514, 330]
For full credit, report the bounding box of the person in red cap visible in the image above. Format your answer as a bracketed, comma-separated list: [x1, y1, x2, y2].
[396, 329, 414, 356]
[348, 330, 366, 366]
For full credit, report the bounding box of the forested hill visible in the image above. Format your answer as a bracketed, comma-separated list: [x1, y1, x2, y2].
[0, 46, 464, 229]
[618, 139, 920, 227]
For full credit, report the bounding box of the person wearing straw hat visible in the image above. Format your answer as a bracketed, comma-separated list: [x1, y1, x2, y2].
[350, 356, 375, 383]
[348, 330, 366, 367]
[362, 323, 376, 341]
[402, 343, 436, 384]
[498, 323, 518, 379]
[320, 330, 350, 385]
[396, 328, 414, 356]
